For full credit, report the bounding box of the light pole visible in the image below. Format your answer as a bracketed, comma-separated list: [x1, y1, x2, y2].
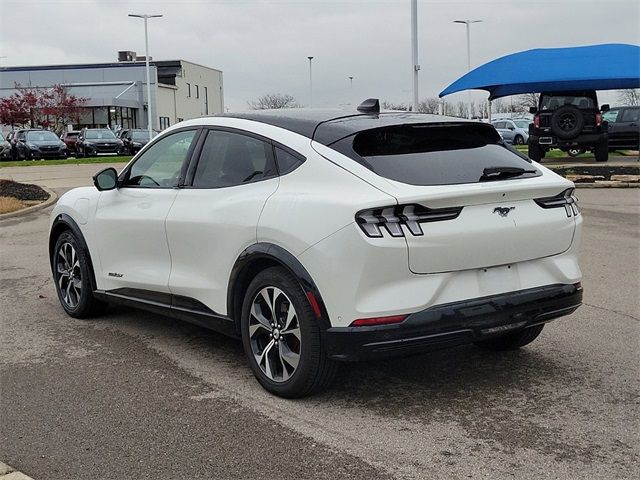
[454, 19, 482, 119]
[307, 56, 314, 107]
[129, 13, 163, 139]
[410, 0, 419, 112]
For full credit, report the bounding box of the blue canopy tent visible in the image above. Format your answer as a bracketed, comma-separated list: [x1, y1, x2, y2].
[439, 43, 640, 100]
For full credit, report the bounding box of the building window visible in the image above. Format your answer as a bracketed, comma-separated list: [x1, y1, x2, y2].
[177, 118, 184, 123]
[187, 83, 191, 98]
[195, 85, 199, 99]
[159, 117, 171, 130]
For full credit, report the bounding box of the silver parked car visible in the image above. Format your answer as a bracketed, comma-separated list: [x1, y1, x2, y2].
[492, 119, 531, 145]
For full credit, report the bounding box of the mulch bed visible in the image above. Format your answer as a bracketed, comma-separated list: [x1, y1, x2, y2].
[0, 179, 49, 201]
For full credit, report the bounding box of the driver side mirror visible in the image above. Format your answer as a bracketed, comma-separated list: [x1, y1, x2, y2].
[601, 104, 610, 112]
[529, 106, 538, 114]
[93, 167, 118, 191]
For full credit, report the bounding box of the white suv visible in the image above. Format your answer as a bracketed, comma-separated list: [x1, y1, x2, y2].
[49, 99, 583, 397]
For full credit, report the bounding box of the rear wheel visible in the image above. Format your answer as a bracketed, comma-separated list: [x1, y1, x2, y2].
[241, 267, 337, 398]
[52, 231, 106, 318]
[594, 140, 609, 162]
[528, 142, 544, 161]
[474, 324, 545, 351]
[513, 134, 524, 145]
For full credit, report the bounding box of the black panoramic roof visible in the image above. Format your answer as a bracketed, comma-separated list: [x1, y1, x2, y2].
[222, 109, 470, 146]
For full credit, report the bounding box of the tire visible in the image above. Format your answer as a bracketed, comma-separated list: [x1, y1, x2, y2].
[52, 231, 107, 318]
[240, 267, 337, 398]
[551, 105, 585, 140]
[76, 146, 84, 158]
[474, 324, 545, 351]
[528, 142, 544, 161]
[594, 140, 609, 162]
[513, 135, 524, 145]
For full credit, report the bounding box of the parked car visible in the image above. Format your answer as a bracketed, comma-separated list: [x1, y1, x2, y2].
[122, 129, 153, 155]
[49, 99, 583, 397]
[61, 131, 81, 153]
[0, 132, 12, 160]
[528, 90, 609, 162]
[14, 129, 68, 160]
[76, 128, 124, 157]
[491, 119, 530, 145]
[603, 106, 639, 151]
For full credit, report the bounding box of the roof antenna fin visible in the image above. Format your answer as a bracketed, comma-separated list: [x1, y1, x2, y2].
[357, 98, 380, 113]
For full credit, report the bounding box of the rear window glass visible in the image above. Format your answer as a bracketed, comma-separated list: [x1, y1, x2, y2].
[540, 94, 595, 110]
[330, 123, 540, 186]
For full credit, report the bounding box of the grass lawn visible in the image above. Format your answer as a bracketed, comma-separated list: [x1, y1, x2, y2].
[0, 155, 132, 168]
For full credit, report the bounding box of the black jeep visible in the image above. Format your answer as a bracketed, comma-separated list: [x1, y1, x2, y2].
[528, 90, 610, 162]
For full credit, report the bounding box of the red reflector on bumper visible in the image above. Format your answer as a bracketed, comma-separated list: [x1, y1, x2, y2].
[574, 282, 582, 290]
[351, 315, 408, 327]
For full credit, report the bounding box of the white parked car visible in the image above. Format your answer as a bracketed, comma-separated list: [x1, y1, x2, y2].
[49, 99, 583, 397]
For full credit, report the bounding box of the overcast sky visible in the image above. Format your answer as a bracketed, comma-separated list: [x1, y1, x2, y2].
[1, 0, 638, 110]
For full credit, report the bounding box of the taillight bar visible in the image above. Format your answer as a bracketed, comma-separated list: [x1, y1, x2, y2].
[534, 188, 580, 217]
[356, 204, 463, 238]
[533, 115, 540, 128]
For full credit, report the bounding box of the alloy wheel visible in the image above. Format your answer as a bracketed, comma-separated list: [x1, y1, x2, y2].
[56, 242, 82, 308]
[249, 286, 301, 382]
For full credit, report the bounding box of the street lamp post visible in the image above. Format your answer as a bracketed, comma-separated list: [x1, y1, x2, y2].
[454, 19, 482, 119]
[129, 13, 163, 139]
[307, 56, 314, 107]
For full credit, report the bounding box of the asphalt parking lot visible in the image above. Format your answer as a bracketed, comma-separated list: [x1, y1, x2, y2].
[0, 168, 638, 479]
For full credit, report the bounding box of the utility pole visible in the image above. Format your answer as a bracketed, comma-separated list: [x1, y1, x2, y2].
[410, 0, 419, 112]
[307, 56, 314, 107]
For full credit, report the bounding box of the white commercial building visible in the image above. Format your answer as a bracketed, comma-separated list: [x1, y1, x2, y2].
[0, 51, 223, 132]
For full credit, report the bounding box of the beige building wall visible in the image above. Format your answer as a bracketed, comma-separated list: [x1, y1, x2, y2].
[156, 60, 224, 129]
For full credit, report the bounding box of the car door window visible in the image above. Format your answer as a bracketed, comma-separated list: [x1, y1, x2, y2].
[124, 129, 197, 188]
[494, 122, 506, 129]
[621, 108, 639, 123]
[192, 130, 276, 188]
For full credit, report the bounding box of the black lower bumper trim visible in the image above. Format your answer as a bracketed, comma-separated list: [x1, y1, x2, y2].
[323, 284, 582, 361]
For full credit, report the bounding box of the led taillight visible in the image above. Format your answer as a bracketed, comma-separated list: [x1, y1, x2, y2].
[351, 315, 407, 327]
[533, 115, 540, 128]
[356, 204, 462, 238]
[595, 113, 603, 127]
[534, 188, 580, 217]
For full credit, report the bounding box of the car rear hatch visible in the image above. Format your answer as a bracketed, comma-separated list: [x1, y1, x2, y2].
[330, 122, 578, 274]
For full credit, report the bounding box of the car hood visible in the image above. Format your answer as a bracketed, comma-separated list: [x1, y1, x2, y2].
[30, 140, 63, 146]
[86, 138, 119, 143]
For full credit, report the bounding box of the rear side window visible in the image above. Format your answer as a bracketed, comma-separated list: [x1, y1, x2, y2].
[274, 147, 304, 175]
[330, 123, 540, 186]
[192, 130, 277, 188]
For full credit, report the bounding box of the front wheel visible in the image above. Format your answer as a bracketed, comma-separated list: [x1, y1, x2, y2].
[241, 267, 337, 398]
[513, 135, 524, 145]
[474, 324, 545, 351]
[52, 231, 106, 318]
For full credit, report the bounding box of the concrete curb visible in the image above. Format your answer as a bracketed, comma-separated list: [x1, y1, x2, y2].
[0, 462, 34, 480]
[0, 186, 58, 220]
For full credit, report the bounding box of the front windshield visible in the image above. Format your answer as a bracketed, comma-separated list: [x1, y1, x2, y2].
[514, 120, 531, 129]
[132, 131, 151, 141]
[603, 110, 619, 123]
[27, 131, 59, 142]
[86, 129, 116, 140]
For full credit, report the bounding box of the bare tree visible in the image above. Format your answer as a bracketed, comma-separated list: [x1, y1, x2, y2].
[248, 93, 301, 110]
[617, 89, 640, 106]
[515, 93, 540, 111]
[417, 97, 440, 114]
[454, 101, 468, 118]
[381, 101, 410, 111]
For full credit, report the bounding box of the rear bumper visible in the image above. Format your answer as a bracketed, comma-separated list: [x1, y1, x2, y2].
[530, 133, 607, 148]
[323, 283, 582, 361]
